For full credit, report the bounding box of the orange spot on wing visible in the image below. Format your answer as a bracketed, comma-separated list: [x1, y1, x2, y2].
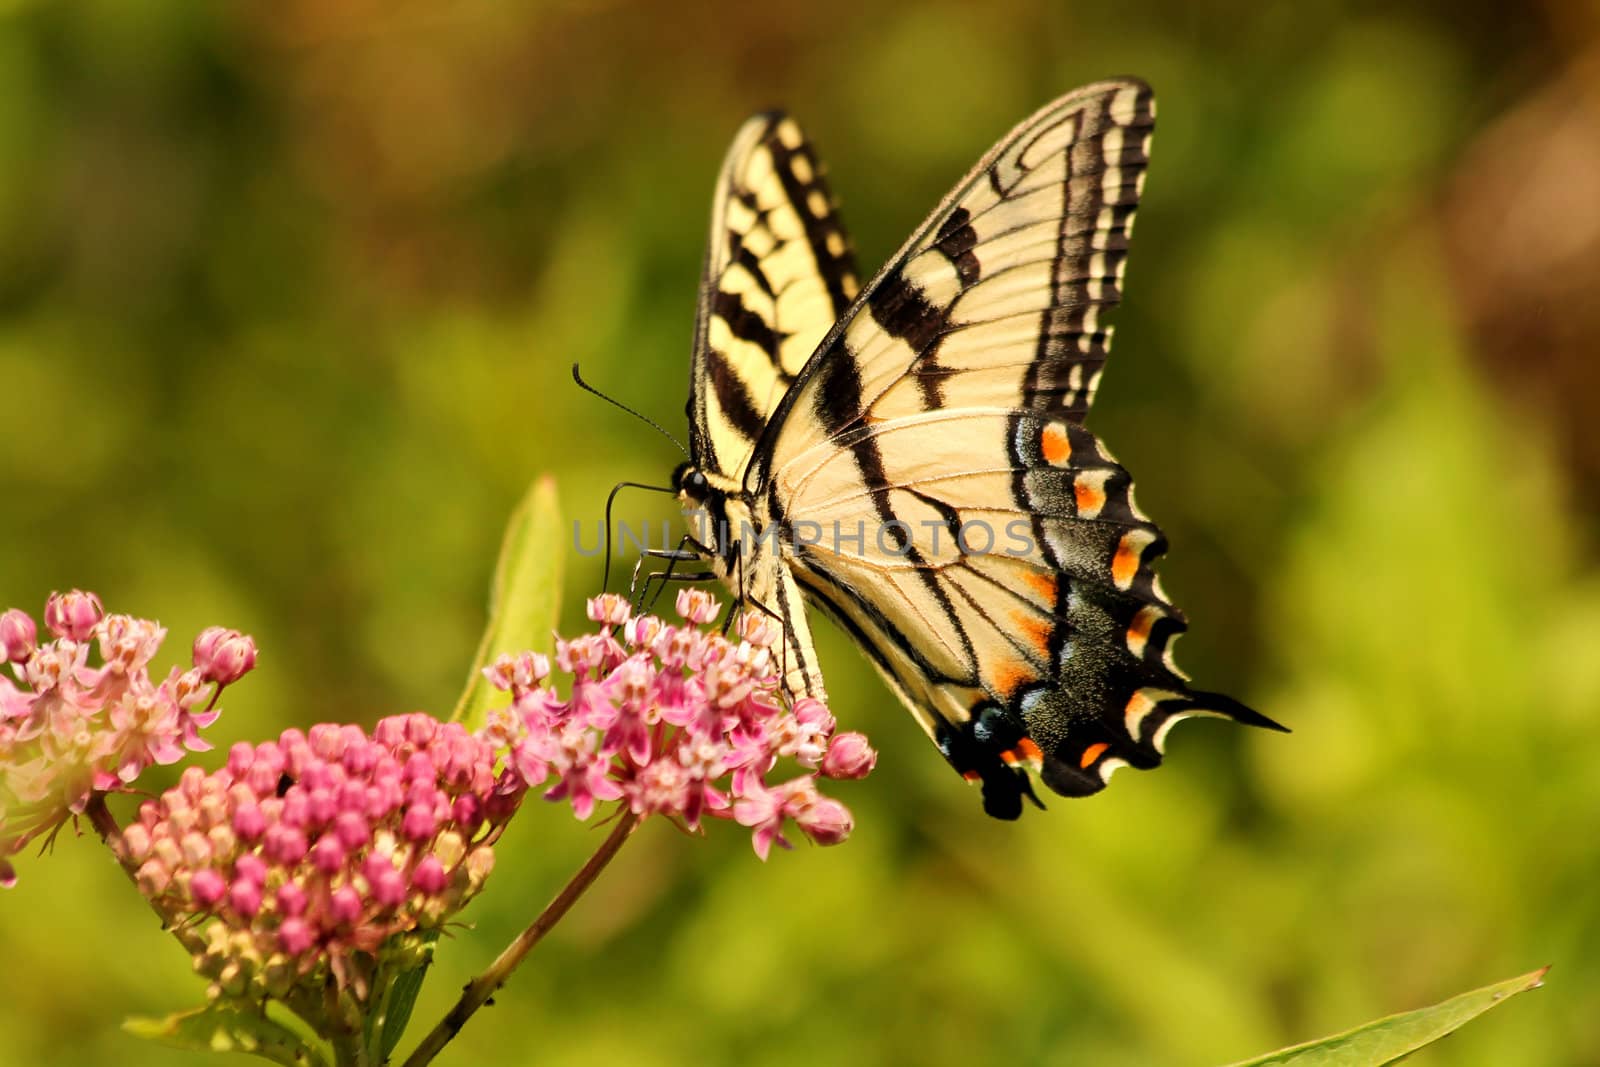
[1024, 571, 1059, 604]
[1040, 422, 1071, 465]
[1111, 535, 1140, 588]
[1126, 605, 1159, 657]
[1014, 613, 1053, 658]
[1017, 737, 1044, 764]
[1074, 477, 1106, 516]
[1079, 742, 1110, 768]
[992, 661, 1032, 700]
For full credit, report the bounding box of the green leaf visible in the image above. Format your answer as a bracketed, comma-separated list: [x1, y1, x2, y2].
[451, 474, 564, 731]
[1224, 967, 1550, 1067]
[124, 1003, 329, 1067]
[366, 930, 440, 1062]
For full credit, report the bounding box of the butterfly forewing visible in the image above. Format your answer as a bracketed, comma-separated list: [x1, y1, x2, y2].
[756, 81, 1152, 484]
[688, 113, 860, 483]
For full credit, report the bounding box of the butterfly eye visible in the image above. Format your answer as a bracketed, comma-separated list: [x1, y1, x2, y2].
[671, 461, 710, 497]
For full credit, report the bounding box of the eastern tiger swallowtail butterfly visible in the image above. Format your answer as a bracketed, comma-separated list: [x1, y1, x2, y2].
[669, 78, 1286, 818]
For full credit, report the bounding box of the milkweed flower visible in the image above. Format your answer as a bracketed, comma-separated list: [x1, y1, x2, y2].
[113, 713, 527, 1006]
[0, 591, 252, 888]
[484, 591, 875, 859]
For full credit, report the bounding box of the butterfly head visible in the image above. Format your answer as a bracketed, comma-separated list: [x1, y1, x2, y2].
[672, 460, 765, 579]
[672, 460, 728, 559]
[671, 461, 710, 504]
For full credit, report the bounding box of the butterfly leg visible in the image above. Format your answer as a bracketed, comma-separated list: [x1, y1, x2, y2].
[635, 567, 718, 613]
[629, 536, 714, 612]
[721, 539, 746, 636]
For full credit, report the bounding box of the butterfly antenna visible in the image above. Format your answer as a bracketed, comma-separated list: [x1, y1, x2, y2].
[572, 363, 689, 459]
[601, 479, 679, 589]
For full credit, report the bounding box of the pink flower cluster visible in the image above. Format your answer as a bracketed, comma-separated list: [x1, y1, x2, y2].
[485, 591, 876, 859]
[0, 590, 254, 887]
[119, 714, 526, 999]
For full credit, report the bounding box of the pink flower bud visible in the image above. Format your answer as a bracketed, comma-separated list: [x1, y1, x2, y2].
[0, 608, 37, 662]
[586, 593, 632, 626]
[332, 811, 370, 851]
[734, 611, 780, 648]
[308, 723, 345, 761]
[280, 790, 311, 828]
[229, 879, 262, 918]
[370, 867, 406, 908]
[821, 733, 877, 780]
[190, 868, 227, 907]
[465, 845, 495, 886]
[675, 588, 720, 625]
[44, 590, 102, 640]
[328, 885, 362, 926]
[411, 856, 447, 895]
[277, 917, 313, 955]
[234, 853, 266, 886]
[792, 698, 836, 735]
[233, 802, 267, 841]
[263, 825, 307, 866]
[451, 794, 484, 832]
[192, 627, 257, 685]
[404, 714, 437, 747]
[310, 835, 346, 874]
[277, 882, 307, 918]
[342, 739, 379, 776]
[153, 836, 184, 871]
[305, 787, 337, 829]
[180, 832, 213, 867]
[136, 858, 172, 897]
[121, 823, 153, 862]
[401, 752, 435, 786]
[795, 796, 853, 846]
[623, 615, 662, 647]
[401, 804, 438, 842]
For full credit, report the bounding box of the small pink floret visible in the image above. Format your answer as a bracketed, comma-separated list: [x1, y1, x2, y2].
[821, 733, 878, 780]
[192, 627, 258, 686]
[44, 589, 103, 641]
[795, 796, 853, 847]
[0, 608, 37, 662]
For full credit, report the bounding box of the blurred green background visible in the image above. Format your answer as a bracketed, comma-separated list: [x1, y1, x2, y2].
[2, 1, 1598, 1064]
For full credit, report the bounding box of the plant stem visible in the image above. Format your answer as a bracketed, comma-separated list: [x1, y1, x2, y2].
[400, 811, 640, 1067]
